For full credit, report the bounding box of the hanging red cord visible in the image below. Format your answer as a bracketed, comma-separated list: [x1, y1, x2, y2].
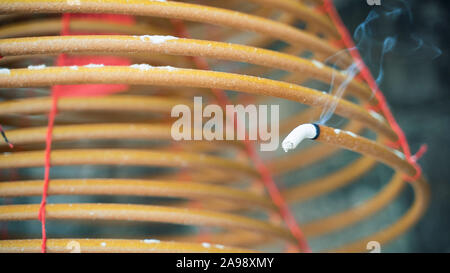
[38, 13, 135, 253]
[321, 0, 426, 182]
[171, 19, 311, 253]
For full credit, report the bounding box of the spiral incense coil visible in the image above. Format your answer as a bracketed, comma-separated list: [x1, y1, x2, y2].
[0, 0, 429, 253]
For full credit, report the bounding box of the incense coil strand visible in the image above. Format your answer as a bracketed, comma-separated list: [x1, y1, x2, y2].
[0, 0, 429, 253]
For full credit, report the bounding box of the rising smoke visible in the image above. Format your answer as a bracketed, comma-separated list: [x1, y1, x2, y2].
[317, 0, 441, 125]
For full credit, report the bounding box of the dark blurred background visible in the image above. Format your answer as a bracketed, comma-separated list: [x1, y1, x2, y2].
[336, 0, 449, 252]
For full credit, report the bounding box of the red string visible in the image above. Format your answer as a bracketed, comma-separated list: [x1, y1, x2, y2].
[38, 12, 135, 253]
[314, 4, 328, 14]
[38, 94, 58, 253]
[61, 13, 71, 36]
[38, 12, 69, 253]
[403, 144, 427, 182]
[330, 38, 345, 48]
[322, 0, 426, 182]
[171, 19, 311, 253]
[385, 139, 402, 150]
[411, 144, 427, 162]
[364, 102, 383, 113]
[38, 12, 71, 254]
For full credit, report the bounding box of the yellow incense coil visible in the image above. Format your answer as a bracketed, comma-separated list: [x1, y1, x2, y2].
[0, 0, 429, 253]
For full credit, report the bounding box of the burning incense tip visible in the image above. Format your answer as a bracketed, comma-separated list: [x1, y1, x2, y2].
[282, 123, 320, 152]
